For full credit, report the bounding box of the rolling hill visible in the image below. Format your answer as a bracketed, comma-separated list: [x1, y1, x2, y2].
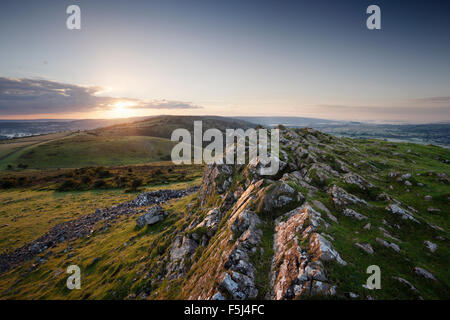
[0, 115, 256, 170]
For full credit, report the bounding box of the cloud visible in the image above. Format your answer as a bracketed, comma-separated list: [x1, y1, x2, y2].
[0, 77, 202, 115]
[312, 104, 450, 123]
[411, 96, 450, 105]
[136, 100, 202, 109]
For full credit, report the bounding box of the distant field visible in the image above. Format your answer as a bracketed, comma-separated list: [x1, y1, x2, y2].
[0, 133, 177, 170]
[0, 132, 72, 161]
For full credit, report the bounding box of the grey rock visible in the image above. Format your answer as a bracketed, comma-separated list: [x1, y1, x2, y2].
[341, 208, 368, 221]
[424, 241, 437, 253]
[212, 292, 225, 300]
[136, 205, 166, 229]
[414, 267, 437, 281]
[376, 237, 400, 252]
[329, 185, 368, 207]
[343, 173, 374, 190]
[392, 276, 420, 294]
[386, 204, 418, 223]
[355, 243, 374, 255]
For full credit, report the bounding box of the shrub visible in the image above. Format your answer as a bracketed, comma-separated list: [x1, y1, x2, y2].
[93, 179, 107, 189]
[129, 178, 142, 191]
[57, 179, 79, 191]
[0, 178, 16, 189]
[81, 175, 92, 184]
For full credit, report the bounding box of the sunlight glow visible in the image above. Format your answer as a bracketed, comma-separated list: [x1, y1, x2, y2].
[109, 100, 137, 118]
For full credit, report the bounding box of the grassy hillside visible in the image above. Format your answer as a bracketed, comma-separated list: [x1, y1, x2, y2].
[0, 183, 200, 299]
[0, 126, 448, 300]
[0, 133, 176, 170]
[92, 115, 256, 139]
[0, 115, 254, 170]
[0, 132, 72, 160]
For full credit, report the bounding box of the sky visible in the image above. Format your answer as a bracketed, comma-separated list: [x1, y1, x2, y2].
[0, 0, 449, 123]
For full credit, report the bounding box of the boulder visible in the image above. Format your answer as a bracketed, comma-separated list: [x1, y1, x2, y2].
[355, 243, 374, 255]
[413, 267, 437, 281]
[424, 241, 437, 253]
[343, 173, 374, 190]
[341, 208, 368, 221]
[385, 204, 418, 223]
[256, 181, 304, 215]
[376, 237, 400, 252]
[329, 185, 368, 207]
[136, 205, 166, 229]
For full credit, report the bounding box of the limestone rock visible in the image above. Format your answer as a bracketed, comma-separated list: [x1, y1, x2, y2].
[376, 237, 400, 252]
[413, 267, 437, 281]
[329, 185, 368, 207]
[343, 173, 374, 190]
[385, 204, 418, 223]
[355, 243, 374, 255]
[341, 208, 368, 221]
[136, 205, 166, 229]
[424, 241, 437, 253]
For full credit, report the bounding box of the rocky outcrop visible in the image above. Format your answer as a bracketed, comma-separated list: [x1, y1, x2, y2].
[270, 204, 346, 300]
[385, 204, 419, 223]
[254, 180, 304, 216]
[329, 185, 368, 207]
[165, 235, 198, 279]
[195, 208, 222, 238]
[343, 173, 374, 190]
[341, 208, 368, 221]
[200, 164, 234, 205]
[218, 208, 262, 299]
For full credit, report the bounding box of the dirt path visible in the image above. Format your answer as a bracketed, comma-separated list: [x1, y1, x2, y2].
[0, 132, 73, 163]
[0, 186, 199, 274]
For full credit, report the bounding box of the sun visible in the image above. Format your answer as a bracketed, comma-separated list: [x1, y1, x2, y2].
[109, 100, 137, 118]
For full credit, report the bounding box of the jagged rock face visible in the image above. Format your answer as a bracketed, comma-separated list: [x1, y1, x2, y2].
[218, 208, 262, 299]
[184, 180, 264, 300]
[271, 204, 345, 300]
[195, 208, 223, 238]
[254, 181, 305, 216]
[165, 235, 198, 279]
[343, 173, 374, 190]
[200, 164, 234, 205]
[167, 127, 447, 300]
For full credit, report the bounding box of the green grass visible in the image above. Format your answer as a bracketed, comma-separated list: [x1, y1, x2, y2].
[0, 127, 448, 300]
[0, 133, 177, 170]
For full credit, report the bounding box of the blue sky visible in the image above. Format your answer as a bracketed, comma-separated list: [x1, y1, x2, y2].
[0, 0, 449, 122]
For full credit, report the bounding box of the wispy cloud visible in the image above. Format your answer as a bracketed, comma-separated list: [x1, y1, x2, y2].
[411, 96, 450, 105]
[0, 77, 202, 115]
[311, 104, 450, 123]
